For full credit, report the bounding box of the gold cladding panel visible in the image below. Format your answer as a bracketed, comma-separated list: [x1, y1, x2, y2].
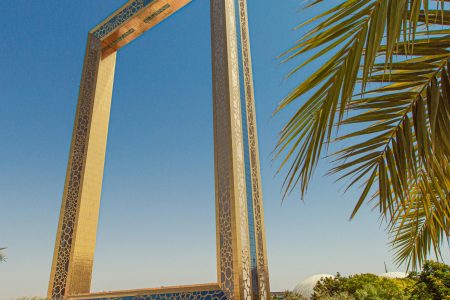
[235, 0, 271, 298]
[68, 49, 116, 294]
[48, 36, 116, 298]
[225, 0, 251, 299]
[100, 0, 192, 57]
[211, 0, 233, 294]
[66, 283, 222, 299]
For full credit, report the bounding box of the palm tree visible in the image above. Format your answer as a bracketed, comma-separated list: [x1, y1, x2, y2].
[0, 247, 6, 262]
[276, 0, 450, 269]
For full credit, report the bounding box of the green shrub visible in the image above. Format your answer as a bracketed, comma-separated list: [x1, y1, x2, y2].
[273, 291, 308, 300]
[312, 273, 411, 299]
[408, 261, 450, 300]
[308, 261, 450, 299]
[313, 291, 355, 300]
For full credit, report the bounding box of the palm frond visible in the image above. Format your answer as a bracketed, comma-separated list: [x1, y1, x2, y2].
[276, 0, 433, 199]
[334, 52, 450, 220]
[389, 170, 450, 270]
[0, 247, 6, 262]
[277, 0, 450, 268]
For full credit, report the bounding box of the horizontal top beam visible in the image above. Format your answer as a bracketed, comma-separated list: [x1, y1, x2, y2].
[90, 0, 191, 57]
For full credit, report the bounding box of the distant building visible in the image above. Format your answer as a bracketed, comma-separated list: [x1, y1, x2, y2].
[379, 272, 408, 279]
[293, 274, 335, 299]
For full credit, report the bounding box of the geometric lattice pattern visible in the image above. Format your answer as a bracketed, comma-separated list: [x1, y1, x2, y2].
[233, 0, 270, 297]
[70, 290, 227, 300]
[49, 36, 103, 298]
[92, 0, 155, 39]
[48, 1, 270, 299]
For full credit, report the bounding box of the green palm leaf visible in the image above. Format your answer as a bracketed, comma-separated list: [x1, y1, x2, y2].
[277, 0, 450, 269]
[390, 170, 449, 269]
[0, 247, 6, 262]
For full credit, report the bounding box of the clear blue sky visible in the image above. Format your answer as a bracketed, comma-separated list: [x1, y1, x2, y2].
[0, 1, 448, 298]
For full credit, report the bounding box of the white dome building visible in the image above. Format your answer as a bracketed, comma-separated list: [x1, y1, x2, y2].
[293, 274, 335, 299]
[379, 271, 408, 279]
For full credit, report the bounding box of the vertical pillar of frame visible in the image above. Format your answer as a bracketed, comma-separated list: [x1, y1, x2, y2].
[234, 0, 271, 299]
[211, 0, 252, 299]
[48, 35, 116, 299]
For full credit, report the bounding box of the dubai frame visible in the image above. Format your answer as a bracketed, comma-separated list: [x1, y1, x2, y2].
[48, 0, 270, 299]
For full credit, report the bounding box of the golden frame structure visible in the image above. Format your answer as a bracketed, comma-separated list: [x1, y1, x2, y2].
[48, 1, 270, 299]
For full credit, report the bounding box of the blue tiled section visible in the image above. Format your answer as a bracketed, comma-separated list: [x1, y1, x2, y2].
[233, 0, 259, 296]
[83, 289, 227, 300]
[92, 0, 156, 39]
